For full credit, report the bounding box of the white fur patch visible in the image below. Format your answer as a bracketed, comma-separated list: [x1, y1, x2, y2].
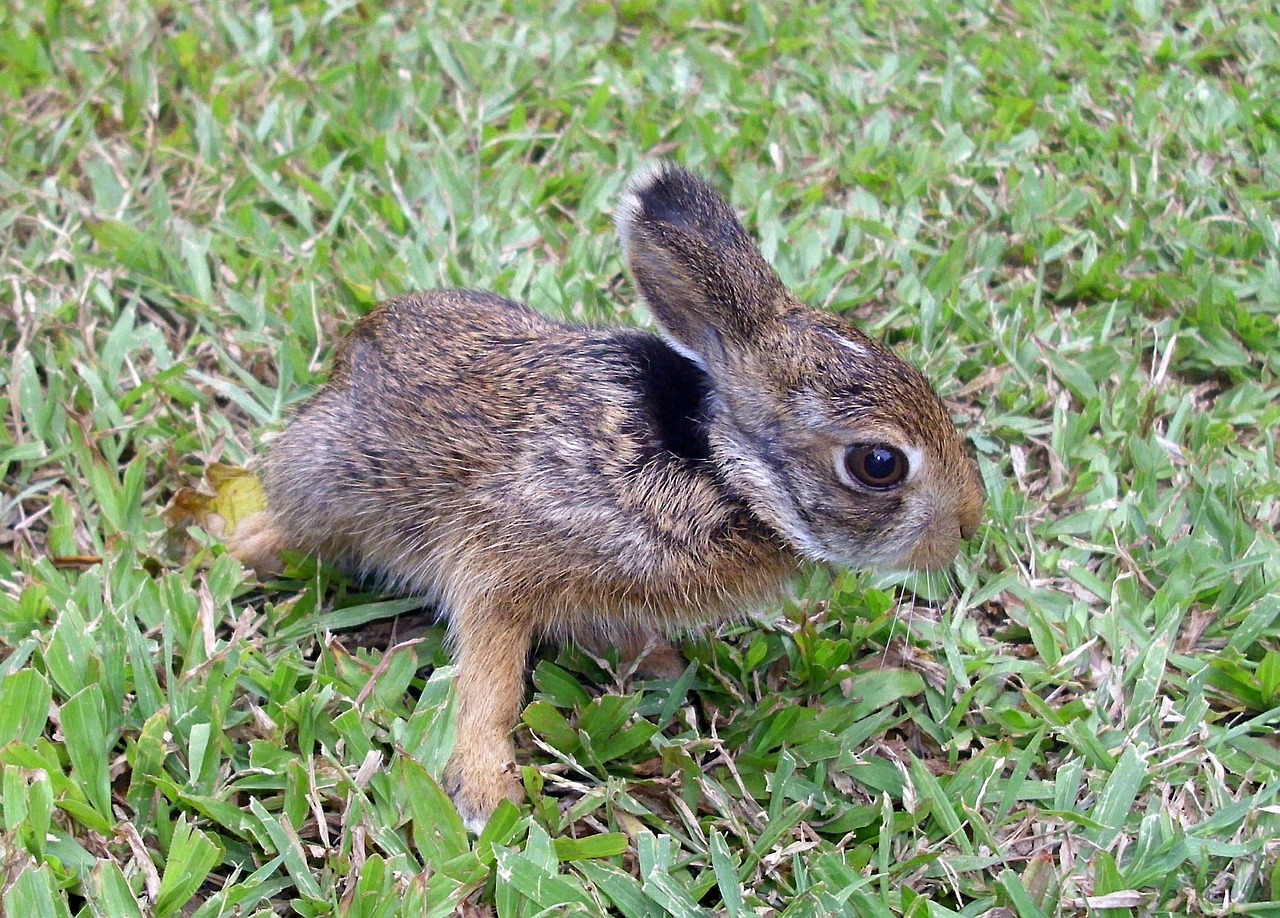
[614, 161, 669, 248]
[835, 335, 868, 357]
[658, 329, 709, 370]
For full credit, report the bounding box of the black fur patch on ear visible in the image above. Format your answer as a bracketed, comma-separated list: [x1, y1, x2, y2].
[628, 164, 735, 241]
[617, 332, 713, 464]
[617, 163, 789, 356]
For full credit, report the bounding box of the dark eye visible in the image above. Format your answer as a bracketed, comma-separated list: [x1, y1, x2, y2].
[844, 444, 908, 489]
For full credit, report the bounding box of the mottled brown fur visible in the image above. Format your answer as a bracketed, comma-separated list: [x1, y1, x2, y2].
[232, 163, 984, 831]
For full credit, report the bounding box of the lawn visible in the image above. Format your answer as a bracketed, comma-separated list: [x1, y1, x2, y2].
[2, 0, 1279, 915]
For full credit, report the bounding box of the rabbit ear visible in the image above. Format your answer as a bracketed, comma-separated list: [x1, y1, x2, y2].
[616, 163, 789, 366]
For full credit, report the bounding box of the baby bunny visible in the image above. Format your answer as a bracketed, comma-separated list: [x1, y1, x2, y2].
[232, 163, 985, 832]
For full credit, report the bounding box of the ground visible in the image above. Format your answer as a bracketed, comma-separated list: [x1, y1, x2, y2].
[1, 1, 1278, 915]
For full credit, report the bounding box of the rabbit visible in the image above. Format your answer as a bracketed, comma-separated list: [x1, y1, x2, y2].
[231, 162, 985, 833]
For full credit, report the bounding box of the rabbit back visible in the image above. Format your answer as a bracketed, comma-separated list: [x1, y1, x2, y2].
[261, 290, 797, 631]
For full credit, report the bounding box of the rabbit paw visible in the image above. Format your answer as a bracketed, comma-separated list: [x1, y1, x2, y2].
[228, 511, 286, 579]
[581, 630, 687, 681]
[443, 750, 523, 834]
[628, 637, 687, 681]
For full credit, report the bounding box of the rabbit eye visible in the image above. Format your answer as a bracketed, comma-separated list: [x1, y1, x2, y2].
[844, 444, 908, 489]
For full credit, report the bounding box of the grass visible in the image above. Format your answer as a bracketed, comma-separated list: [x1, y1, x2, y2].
[2, 0, 1279, 914]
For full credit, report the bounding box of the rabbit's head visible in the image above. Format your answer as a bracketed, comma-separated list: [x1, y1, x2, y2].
[617, 162, 984, 572]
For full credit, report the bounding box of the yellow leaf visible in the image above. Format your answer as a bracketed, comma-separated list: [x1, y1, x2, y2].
[162, 464, 267, 539]
[205, 463, 268, 536]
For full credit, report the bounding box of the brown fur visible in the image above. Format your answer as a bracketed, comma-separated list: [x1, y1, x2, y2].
[232, 163, 984, 831]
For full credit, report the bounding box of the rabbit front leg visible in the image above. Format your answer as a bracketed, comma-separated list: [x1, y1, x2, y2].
[228, 511, 287, 579]
[442, 602, 533, 833]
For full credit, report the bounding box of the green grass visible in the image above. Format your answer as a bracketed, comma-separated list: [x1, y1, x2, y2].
[2, 0, 1279, 914]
